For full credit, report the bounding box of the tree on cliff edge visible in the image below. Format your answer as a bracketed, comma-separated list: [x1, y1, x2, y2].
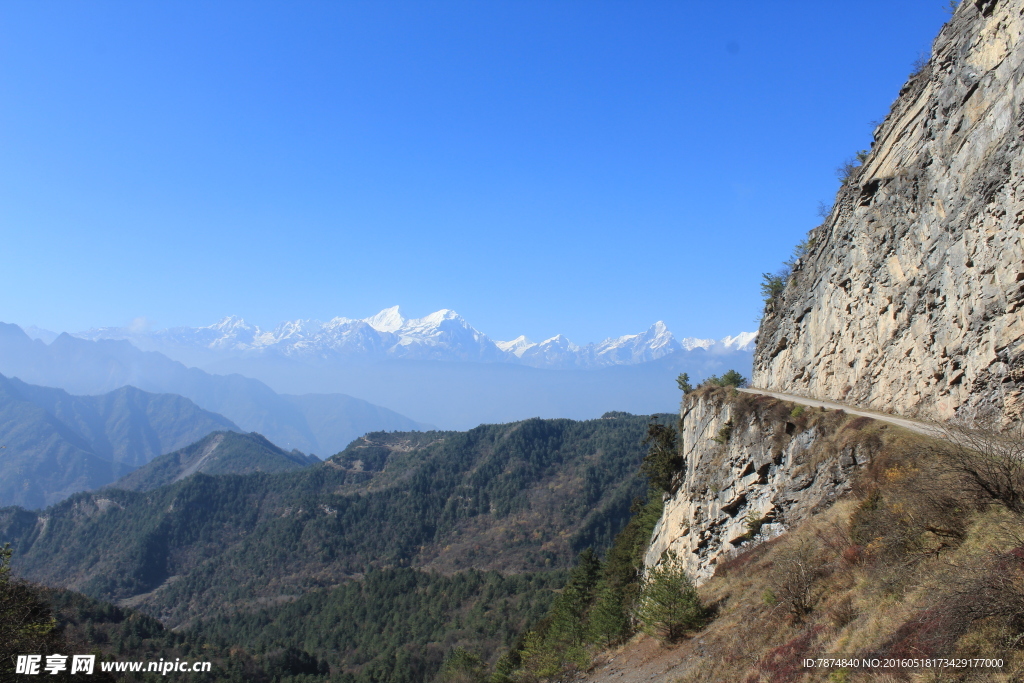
[641, 422, 682, 492]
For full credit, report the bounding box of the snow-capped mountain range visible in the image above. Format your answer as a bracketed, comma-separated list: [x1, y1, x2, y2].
[75, 306, 756, 370]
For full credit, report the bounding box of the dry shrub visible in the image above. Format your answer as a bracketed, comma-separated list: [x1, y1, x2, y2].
[933, 422, 1024, 515]
[869, 606, 963, 660]
[844, 416, 873, 432]
[767, 539, 831, 621]
[827, 595, 857, 629]
[744, 625, 825, 683]
[810, 407, 847, 438]
[947, 547, 1024, 631]
[843, 432, 974, 598]
[868, 549, 1024, 661]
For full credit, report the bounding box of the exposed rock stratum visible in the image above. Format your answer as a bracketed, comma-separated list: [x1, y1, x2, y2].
[755, 0, 1024, 424]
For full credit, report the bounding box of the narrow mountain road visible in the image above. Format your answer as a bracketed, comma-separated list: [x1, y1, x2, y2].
[737, 388, 943, 437]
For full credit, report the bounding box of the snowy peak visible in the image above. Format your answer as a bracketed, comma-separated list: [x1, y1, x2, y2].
[363, 306, 405, 333]
[592, 321, 681, 365]
[496, 335, 535, 357]
[679, 337, 716, 351]
[720, 331, 758, 352]
[72, 309, 754, 370]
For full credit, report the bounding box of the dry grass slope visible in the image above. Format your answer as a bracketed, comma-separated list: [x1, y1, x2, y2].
[583, 410, 1024, 683]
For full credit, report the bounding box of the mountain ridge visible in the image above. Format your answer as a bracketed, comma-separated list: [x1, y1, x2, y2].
[0, 322, 431, 453]
[0, 414, 663, 628]
[112, 431, 318, 493]
[0, 372, 241, 508]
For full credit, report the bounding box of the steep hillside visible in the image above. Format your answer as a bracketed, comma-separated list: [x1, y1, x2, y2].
[0, 322, 429, 453]
[755, 0, 1024, 424]
[0, 373, 240, 508]
[112, 431, 318, 493]
[0, 413, 660, 627]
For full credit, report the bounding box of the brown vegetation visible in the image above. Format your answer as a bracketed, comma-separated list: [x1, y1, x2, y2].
[581, 417, 1024, 683]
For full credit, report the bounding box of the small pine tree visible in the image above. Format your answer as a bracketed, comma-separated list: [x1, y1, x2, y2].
[761, 271, 787, 303]
[438, 647, 486, 683]
[676, 373, 693, 394]
[587, 579, 630, 647]
[640, 422, 682, 492]
[517, 549, 602, 678]
[635, 550, 708, 642]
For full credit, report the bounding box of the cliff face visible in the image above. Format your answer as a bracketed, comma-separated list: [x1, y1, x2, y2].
[754, 0, 1024, 424]
[644, 390, 876, 584]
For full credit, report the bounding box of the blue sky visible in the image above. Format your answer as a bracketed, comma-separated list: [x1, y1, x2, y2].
[1, 1, 951, 344]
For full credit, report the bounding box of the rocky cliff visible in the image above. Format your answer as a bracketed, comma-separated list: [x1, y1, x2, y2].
[644, 388, 878, 583]
[646, 0, 1024, 591]
[755, 0, 1024, 424]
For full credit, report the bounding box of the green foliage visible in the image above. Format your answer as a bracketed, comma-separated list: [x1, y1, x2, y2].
[2, 415, 660, 627]
[586, 579, 630, 648]
[761, 235, 815, 308]
[745, 510, 767, 536]
[703, 370, 748, 389]
[676, 373, 693, 394]
[438, 648, 487, 683]
[114, 431, 314, 493]
[783, 239, 813, 270]
[735, 510, 768, 543]
[635, 550, 708, 642]
[507, 493, 666, 679]
[790, 405, 805, 418]
[760, 271, 787, 303]
[0, 544, 56, 679]
[198, 568, 563, 683]
[712, 420, 735, 445]
[640, 422, 682, 492]
[518, 550, 602, 678]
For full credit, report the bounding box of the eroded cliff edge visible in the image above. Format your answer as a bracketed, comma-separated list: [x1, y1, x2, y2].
[645, 389, 878, 583]
[755, 0, 1024, 424]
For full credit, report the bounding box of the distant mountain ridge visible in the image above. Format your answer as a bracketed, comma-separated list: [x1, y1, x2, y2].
[0, 323, 431, 454]
[112, 431, 318, 493]
[0, 373, 240, 508]
[74, 307, 757, 370]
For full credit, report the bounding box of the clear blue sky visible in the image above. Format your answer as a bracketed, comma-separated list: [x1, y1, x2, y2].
[1, 1, 951, 344]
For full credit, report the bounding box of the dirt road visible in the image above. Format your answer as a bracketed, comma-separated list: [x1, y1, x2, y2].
[737, 388, 942, 437]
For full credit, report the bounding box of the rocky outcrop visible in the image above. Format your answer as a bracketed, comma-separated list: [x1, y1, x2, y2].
[754, 0, 1024, 424]
[645, 390, 876, 584]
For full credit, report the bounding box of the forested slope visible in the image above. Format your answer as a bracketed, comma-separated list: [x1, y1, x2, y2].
[0, 413, 663, 627]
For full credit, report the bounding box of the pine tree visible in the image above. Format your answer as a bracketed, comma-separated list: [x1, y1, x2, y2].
[0, 544, 59, 681]
[587, 579, 629, 647]
[517, 549, 602, 678]
[635, 550, 707, 642]
[640, 422, 682, 492]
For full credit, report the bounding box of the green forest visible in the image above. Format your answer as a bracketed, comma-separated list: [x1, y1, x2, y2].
[1, 411, 690, 682]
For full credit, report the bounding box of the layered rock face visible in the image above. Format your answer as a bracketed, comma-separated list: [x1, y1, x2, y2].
[645, 390, 874, 584]
[755, 0, 1024, 423]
